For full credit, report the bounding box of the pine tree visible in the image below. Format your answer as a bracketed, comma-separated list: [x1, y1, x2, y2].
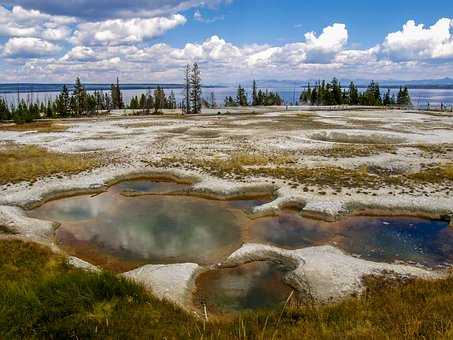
[349, 82, 359, 105]
[190, 63, 202, 114]
[209, 92, 217, 108]
[73, 77, 86, 115]
[168, 91, 177, 109]
[154, 86, 166, 114]
[252, 80, 258, 106]
[236, 85, 248, 106]
[183, 64, 191, 114]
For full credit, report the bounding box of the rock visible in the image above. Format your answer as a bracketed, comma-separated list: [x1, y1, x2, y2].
[123, 263, 202, 308]
[222, 243, 441, 302]
[0, 205, 55, 240]
[68, 256, 100, 272]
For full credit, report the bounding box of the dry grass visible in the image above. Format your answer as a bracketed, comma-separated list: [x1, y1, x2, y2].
[0, 121, 69, 132]
[0, 144, 101, 184]
[156, 156, 398, 190]
[303, 144, 397, 158]
[409, 163, 453, 183]
[410, 143, 453, 155]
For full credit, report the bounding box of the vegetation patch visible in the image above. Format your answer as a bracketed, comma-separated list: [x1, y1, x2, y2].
[409, 163, 453, 183]
[410, 143, 453, 155]
[0, 121, 69, 132]
[2, 239, 453, 339]
[0, 144, 101, 185]
[303, 144, 397, 158]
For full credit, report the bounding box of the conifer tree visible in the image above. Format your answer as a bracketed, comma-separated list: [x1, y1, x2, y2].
[252, 80, 258, 106]
[183, 64, 191, 114]
[190, 63, 202, 114]
[73, 77, 86, 115]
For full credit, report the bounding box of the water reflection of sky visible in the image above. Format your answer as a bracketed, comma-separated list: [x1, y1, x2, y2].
[29, 180, 453, 269]
[194, 262, 292, 312]
[250, 213, 452, 267]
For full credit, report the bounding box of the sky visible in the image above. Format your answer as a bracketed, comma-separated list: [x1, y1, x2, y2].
[0, 0, 453, 83]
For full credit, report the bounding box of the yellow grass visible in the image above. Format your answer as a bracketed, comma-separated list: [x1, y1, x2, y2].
[0, 121, 69, 132]
[0, 144, 100, 184]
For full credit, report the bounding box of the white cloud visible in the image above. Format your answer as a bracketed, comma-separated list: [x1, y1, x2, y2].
[2, 37, 61, 58]
[381, 18, 453, 61]
[71, 14, 187, 46]
[0, 5, 76, 40]
[61, 46, 97, 61]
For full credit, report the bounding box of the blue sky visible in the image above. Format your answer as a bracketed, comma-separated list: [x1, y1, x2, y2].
[0, 0, 452, 83]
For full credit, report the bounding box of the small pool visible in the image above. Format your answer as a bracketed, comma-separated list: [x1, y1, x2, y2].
[249, 211, 452, 267]
[193, 262, 294, 313]
[29, 180, 259, 271]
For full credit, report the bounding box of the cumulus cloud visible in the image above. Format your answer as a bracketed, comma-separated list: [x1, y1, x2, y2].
[71, 14, 187, 46]
[0, 5, 75, 40]
[5, 0, 231, 20]
[1, 13, 453, 82]
[61, 46, 97, 61]
[381, 18, 453, 61]
[246, 23, 348, 66]
[2, 37, 61, 58]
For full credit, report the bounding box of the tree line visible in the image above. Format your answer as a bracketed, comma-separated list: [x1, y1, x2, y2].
[128, 87, 177, 114]
[0, 77, 126, 123]
[299, 78, 412, 107]
[0, 71, 414, 123]
[224, 80, 283, 107]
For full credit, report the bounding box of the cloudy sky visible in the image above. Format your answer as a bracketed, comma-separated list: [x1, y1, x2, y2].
[0, 0, 452, 83]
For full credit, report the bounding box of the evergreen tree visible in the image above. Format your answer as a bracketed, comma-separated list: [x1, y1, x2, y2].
[190, 63, 202, 114]
[252, 80, 258, 106]
[153, 86, 166, 114]
[349, 82, 359, 105]
[111, 78, 124, 110]
[224, 96, 237, 107]
[56, 85, 70, 117]
[0, 98, 11, 120]
[209, 92, 217, 108]
[236, 85, 248, 106]
[168, 91, 177, 109]
[383, 89, 392, 106]
[73, 77, 86, 115]
[183, 64, 191, 114]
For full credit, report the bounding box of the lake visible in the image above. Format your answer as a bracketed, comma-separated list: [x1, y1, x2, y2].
[1, 85, 453, 108]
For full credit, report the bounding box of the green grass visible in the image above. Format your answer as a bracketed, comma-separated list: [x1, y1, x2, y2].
[1, 239, 453, 339]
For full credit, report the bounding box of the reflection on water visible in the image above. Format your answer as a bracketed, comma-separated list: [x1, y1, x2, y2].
[30, 181, 253, 270]
[115, 179, 189, 193]
[250, 211, 452, 267]
[194, 262, 293, 313]
[28, 180, 452, 273]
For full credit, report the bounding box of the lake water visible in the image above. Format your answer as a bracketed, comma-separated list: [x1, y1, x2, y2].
[2, 86, 453, 108]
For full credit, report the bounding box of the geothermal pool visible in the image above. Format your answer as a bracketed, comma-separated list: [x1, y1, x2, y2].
[29, 179, 452, 311]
